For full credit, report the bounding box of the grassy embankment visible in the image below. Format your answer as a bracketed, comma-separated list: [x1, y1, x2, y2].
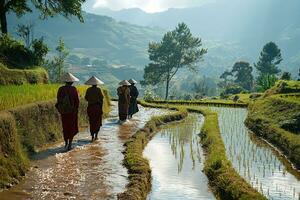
[146, 99, 248, 107]
[0, 63, 48, 85]
[118, 102, 188, 200]
[246, 80, 300, 169]
[0, 84, 110, 189]
[139, 101, 265, 200]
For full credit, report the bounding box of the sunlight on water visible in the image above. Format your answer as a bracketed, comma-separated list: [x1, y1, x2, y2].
[144, 114, 215, 200]
[210, 107, 300, 200]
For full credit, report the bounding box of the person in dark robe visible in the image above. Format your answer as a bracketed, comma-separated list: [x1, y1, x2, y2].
[128, 78, 139, 119]
[117, 80, 131, 122]
[56, 72, 80, 150]
[84, 76, 104, 141]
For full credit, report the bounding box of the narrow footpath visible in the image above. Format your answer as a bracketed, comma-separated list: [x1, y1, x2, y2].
[0, 102, 167, 200]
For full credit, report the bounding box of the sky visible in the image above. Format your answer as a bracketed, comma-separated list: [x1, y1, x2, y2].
[84, 0, 211, 13]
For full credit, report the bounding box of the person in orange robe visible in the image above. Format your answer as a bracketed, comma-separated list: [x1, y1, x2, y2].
[56, 72, 80, 150]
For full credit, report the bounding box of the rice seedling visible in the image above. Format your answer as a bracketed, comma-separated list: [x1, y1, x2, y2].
[207, 106, 300, 200]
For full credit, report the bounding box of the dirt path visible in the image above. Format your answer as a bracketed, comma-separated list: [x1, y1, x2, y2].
[0, 102, 167, 200]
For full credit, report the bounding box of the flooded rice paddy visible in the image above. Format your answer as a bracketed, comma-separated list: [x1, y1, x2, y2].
[0, 103, 167, 200]
[144, 114, 215, 200]
[210, 107, 300, 200]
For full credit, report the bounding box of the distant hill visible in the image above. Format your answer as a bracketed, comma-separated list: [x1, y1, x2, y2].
[86, 0, 300, 77]
[7, 11, 163, 68]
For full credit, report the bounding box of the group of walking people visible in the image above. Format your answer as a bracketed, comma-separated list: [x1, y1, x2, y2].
[55, 72, 139, 150]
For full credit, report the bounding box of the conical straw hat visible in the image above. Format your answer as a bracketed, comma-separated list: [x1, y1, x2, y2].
[119, 80, 131, 86]
[85, 76, 104, 85]
[128, 78, 137, 84]
[60, 72, 79, 82]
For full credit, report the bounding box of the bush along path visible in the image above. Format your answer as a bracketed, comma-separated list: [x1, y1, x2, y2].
[0, 102, 174, 199]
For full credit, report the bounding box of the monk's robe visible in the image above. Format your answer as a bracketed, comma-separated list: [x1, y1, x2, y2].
[128, 85, 139, 116]
[85, 86, 104, 134]
[57, 85, 79, 141]
[117, 86, 130, 121]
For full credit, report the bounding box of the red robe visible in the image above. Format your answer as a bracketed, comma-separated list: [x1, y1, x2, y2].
[57, 85, 79, 140]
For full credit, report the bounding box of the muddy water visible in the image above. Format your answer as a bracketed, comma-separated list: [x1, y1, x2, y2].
[210, 107, 300, 200]
[144, 114, 215, 200]
[0, 103, 167, 200]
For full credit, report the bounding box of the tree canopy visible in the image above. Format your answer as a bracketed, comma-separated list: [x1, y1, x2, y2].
[143, 23, 207, 99]
[232, 61, 253, 91]
[0, 0, 85, 34]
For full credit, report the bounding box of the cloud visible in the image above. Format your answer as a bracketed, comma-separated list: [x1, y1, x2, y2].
[91, 0, 209, 13]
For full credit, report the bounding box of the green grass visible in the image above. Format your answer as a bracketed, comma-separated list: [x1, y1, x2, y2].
[0, 84, 99, 111]
[246, 94, 300, 169]
[264, 80, 300, 96]
[0, 63, 48, 85]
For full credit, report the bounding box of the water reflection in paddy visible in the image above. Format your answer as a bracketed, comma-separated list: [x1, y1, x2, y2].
[144, 114, 215, 200]
[210, 107, 300, 200]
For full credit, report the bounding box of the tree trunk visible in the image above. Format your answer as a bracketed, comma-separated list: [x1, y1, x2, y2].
[0, 1, 7, 34]
[165, 78, 170, 100]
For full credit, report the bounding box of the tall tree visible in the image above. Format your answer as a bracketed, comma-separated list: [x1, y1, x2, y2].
[0, 0, 85, 34]
[143, 23, 207, 100]
[255, 42, 282, 79]
[231, 61, 253, 91]
[47, 38, 69, 82]
[280, 71, 291, 80]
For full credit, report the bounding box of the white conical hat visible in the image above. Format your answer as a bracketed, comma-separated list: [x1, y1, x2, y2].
[119, 80, 131, 86]
[85, 76, 104, 85]
[128, 78, 137, 84]
[60, 72, 79, 82]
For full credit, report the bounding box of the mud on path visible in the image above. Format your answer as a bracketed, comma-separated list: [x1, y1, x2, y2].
[0, 102, 167, 200]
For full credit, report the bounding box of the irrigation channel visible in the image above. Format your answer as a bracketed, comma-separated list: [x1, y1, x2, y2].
[208, 106, 300, 200]
[144, 114, 215, 200]
[0, 103, 168, 200]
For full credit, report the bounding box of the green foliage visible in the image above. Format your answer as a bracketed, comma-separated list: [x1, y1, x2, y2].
[280, 71, 291, 80]
[255, 42, 282, 90]
[16, 23, 34, 48]
[221, 85, 245, 96]
[0, 63, 48, 85]
[31, 37, 49, 66]
[143, 23, 207, 100]
[0, 34, 48, 69]
[0, 0, 85, 34]
[232, 61, 253, 91]
[47, 38, 69, 82]
[256, 74, 278, 92]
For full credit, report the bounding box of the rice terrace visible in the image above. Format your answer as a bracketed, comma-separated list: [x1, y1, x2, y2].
[0, 0, 300, 200]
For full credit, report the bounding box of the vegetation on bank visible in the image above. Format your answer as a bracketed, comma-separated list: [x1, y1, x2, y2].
[195, 107, 266, 200]
[0, 63, 48, 85]
[118, 103, 188, 200]
[0, 87, 110, 189]
[145, 99, 248, 107]
[246, 88, 300, 169]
